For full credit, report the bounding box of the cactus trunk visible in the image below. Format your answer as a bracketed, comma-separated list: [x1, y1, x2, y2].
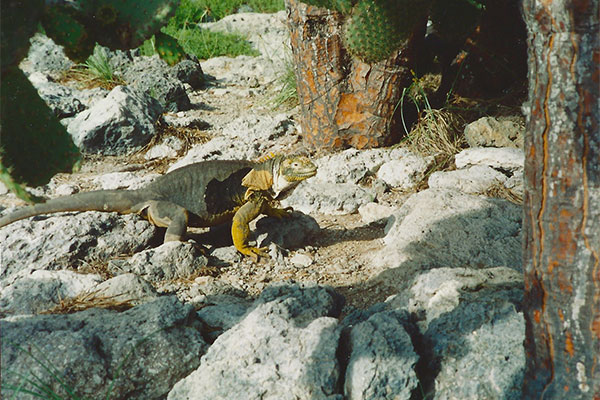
[286, 0, 425, 149]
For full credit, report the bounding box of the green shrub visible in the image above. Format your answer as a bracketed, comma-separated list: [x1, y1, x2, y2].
[162, 25, 259, 59]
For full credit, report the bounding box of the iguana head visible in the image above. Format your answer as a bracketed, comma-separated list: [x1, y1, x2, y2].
[272, 155, 317, 198]
[242, 154, 317, 199]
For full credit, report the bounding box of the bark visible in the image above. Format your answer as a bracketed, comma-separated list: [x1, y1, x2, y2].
[521, 0, 600, 398]
[285, 0, 423, 149]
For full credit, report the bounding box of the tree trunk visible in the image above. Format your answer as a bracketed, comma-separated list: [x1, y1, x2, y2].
[521, 0, 600, 397]
[285, 0, 423, 149]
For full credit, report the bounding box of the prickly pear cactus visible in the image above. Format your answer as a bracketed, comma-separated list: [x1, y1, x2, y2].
[300, 0, 426, 63]
[155, 31, 187, 66]
[41, 4, 95, 62]
[39, 0, 180, 62]
[0, 67, 81, 187]
[78, 0, 180, 49]
[344, 0, 426, 63]
[0, 0, 44, 69]
[0, 0, 181, 197]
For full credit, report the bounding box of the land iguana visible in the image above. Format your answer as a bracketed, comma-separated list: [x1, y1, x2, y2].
[0, 154, 317, 260]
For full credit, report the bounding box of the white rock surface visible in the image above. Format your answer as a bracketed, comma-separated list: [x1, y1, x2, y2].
[93, 171, 159, 190]
[455, 147, 524, 172]
[358, 202, 395, 224]
[428, 165, 508, 194]
[377, 153, 433, 190]
[381, 188, 522, 271]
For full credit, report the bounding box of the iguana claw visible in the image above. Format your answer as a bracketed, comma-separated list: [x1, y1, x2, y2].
[238, 246, 269, 261]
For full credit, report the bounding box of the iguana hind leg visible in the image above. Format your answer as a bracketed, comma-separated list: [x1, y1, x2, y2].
[140, 200, 189, 242]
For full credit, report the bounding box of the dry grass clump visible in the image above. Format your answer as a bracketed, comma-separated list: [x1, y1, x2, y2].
[41, 290, 136, 315]
[405, 108, 467, 157]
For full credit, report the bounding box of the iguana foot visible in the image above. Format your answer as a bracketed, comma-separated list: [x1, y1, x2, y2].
[237, 245, 269, 261]
[266, 206, 294, 219]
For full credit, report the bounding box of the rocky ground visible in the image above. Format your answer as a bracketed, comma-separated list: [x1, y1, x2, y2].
[1, 11, 527, 400]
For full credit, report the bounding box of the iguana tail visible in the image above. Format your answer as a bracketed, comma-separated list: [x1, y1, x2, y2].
[0, 190, 147, 228]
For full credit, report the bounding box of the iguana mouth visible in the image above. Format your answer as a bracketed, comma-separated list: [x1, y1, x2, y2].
[288, 169, 317, 180]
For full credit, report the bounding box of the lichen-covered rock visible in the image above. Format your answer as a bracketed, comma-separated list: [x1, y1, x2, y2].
[168, 283, 345, 400]
[464, 116, 524, 148]
[108, 242, 208, 283]
[0, 212, 158, 289]
[428, 165, 508, 194]
[20, 33, 73, 78]
[385, 266, 525, 399]
[344, 310, 419, 400]
[0, 270, 102, 316]
[454, 147, 524, 172]
[381, 188, 522, 271]
[92, 273, 159, 305]
[377, 153, 433, 190]
[1, 296, 207, 400]
[168, 114, 298, 170]
[67, 85, 163, 155]
[282, 181, 375, 215]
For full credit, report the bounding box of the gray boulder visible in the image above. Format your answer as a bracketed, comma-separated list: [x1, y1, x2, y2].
[464, 116, 524, 149]
[67, 85, 163, 155]
[0, 212, 157, 288]
[1, 296, 207, 400]
[344, 310, 419, 400]
[387, 267, 525, 400]
[20, 33, 73, 78]
[380, 188, 522, 276]
[255, 211, 321, 250]
[124, 55, 191, 112]
[0, 270, 102, 316]
[282, 181, 375, 215]
[92, 273, 159, 305]
[31, 79, 86, 118]
[170, 58, 205, 89]
[428, 165, 508, 194]
[108, 242, 208, 283]
[168, 283, 345, 400]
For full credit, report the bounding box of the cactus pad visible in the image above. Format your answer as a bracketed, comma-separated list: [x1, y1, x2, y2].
[155, 31, 186, 66]
[78, 0, 181, 50]
[1, 0, 44, 70]
[343, 0, 426, 63]
[41, 4, 95, 62]
[0, 67, 81, 187]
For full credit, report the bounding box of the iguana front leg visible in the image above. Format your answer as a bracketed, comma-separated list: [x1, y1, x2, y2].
[231, 197, 268, 261]
[263, 202, 293, 219]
